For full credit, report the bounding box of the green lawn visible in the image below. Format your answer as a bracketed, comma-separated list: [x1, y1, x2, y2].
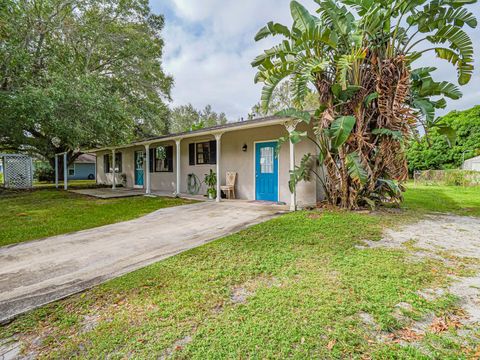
[1, 185, 479, 358]
[0, 189, 194, 247]
[403, 183, 480, 217]
[33, 179, 97, 189]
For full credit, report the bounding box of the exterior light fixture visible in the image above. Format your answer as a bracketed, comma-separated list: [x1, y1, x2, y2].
[242, 144, 248, 152]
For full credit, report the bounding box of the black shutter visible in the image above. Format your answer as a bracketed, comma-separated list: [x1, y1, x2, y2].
[189, 143, 195, 165]
[149, 148, 154, 173]
[116, 153, 122, 172]
[209, 140, 217, 165]
[166, 146, 173, 172]
[104, 154, 110, 173]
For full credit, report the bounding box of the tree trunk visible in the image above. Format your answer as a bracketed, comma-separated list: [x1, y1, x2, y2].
[46, 150, 81, 182]
[338, 148, 350, 208]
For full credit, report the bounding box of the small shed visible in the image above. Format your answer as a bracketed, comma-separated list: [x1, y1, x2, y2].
[463, 155, 480, 171]
[0, 153, 34, 189]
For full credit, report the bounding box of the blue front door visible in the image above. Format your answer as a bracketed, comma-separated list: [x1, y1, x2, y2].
[255, 142, 278, 202]
[134, 151, 145, 187]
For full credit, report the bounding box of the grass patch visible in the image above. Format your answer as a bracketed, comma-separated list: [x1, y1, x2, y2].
[33, 180, 97, 189]
[403, 183, 480, 217]
[1, 185, 479, 358]
[0, 217, 453, 357]
[0, 189, 194, 247]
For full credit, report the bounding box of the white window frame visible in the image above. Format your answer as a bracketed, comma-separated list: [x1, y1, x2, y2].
[68, 164, 75, 177]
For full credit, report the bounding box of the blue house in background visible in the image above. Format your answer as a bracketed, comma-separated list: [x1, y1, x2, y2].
[68, 153, 96, 180]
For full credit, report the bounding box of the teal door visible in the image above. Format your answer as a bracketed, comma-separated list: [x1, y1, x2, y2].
[134, 151, 145, 187]
[255, 142, 278, 202]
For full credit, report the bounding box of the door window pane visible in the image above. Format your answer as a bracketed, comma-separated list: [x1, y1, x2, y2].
[260, 146, 274, 174]
[136, 152, 144, 169]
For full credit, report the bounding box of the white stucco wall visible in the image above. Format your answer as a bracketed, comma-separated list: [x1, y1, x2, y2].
[95, 122, 320, 208]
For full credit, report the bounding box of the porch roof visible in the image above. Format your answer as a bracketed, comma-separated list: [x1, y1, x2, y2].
[85, 115, 289, 152]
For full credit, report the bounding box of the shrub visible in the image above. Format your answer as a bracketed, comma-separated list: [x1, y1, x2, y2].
[34, 164, 55, 182]
[415, 170, 480, 186]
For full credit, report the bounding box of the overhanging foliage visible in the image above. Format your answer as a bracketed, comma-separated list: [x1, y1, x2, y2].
[252, 0, 476, 209]
[0, 0, 173, 167]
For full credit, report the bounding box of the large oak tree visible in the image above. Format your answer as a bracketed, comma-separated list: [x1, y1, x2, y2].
[0, 0, 173, 169]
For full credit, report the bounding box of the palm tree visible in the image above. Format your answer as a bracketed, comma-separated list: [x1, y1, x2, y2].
[252, 0, 477, 209]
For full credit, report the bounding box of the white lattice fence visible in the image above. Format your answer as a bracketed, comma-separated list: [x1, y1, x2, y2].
[1, 154, 33, 189]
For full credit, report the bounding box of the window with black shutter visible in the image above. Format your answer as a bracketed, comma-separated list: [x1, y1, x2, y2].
[189, 141, 217, 165]
[196, 142, 209, 164]
[105, 153, 122, 173]
[152, 146, 173, 172]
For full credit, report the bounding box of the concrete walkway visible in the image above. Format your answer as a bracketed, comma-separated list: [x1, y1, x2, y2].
[0, 202, 284, 323]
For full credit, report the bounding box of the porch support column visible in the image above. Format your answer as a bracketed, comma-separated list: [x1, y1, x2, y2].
[214, 133, 223, 202]
[63, 152, 68, 190]
[285, 120, 299, 211]
[289, 137, 296, 211]
[175, 139, 181, 195]
[55, 154, 59, 189]
[112, 149, 116, 190]
[145, 144, 151, 194]
[94, 155, 97, 184]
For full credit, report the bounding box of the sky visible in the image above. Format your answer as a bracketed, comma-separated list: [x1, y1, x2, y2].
[149, 0, 480, 121]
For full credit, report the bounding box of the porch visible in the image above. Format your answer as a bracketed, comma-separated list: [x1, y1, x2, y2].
[70, 187, 146, 199]
[70, 187, 203, 200]
[68, 187, 289, 210]
[66, 116, 320, 210]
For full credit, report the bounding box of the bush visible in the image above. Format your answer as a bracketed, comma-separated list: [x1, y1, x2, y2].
[34, 164, 55, 182]
[406, 106, 480, 174]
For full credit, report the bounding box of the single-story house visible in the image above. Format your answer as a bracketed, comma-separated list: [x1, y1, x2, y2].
[68, 154, 96, 180]
[89, 115, 323, 210]
[463, 155, 480, 171]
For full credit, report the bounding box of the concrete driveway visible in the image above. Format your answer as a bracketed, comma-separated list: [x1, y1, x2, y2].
[0, 201, 284, 323]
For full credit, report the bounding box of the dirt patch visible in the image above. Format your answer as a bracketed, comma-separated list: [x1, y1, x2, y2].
[230, 276, 282, 305]
[361, 214, 480, 324]
[307, 212, 323, 219]
[364, 214, 480, 258]
[80, 314, 101, 334]
[230, 287, 252, 304]
[158, 334, 193, 360]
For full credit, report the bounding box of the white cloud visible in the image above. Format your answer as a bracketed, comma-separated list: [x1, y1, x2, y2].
[151, 0, 480, 121]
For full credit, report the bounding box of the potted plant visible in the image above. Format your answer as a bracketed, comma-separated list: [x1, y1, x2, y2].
[204, 169, 217, 200]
